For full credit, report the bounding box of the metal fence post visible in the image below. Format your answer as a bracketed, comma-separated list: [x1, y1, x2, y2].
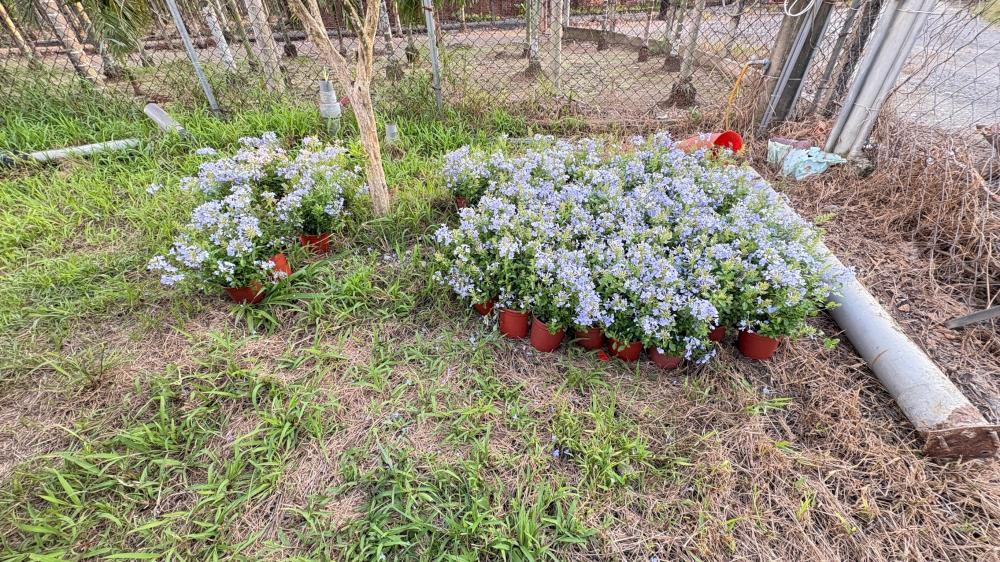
[422, 0, 443, 112]
[164, 0, 221, 114]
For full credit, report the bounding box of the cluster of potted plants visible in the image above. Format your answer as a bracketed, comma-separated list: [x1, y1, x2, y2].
[147, 133, 359, 304]
[434, 133, 841, 365]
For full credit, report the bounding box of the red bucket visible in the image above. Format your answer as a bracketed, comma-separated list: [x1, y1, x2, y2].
[271, 253, 292, 276]
[499, 309, 530, 339]
[473, 298, 496, 316]
[608, 338, 642, 362]
[299, 232, 331, 254]
[676, 130, 744, 153]
[575, 326, 605, 350]
[737, 330, 781, 360]
[530, 318, 565, 352]
[708, 326, 727, 342]
[225, 280, 265, 304]
[649, 347, 683, 370]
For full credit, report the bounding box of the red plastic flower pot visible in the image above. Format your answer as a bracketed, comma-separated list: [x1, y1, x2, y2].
[271, 253, 292, 276]
[530, 318, 565, 352]
[676, 130, 744, 154]
[225, 280, 265, 304]
[608, 338, 642, 362]
[737, 330, 782, 360]
[473, 298, 496, 316]
[648, 347, 683, 370]
[575, 326, 605, 350]
[455, 196, 467, 209]
[498, 309, 530, 339]
[708, 325, 727, 342]
[299, 232, 331, 254]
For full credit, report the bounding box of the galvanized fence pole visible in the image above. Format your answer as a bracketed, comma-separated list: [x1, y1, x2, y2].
[164, 0, 221, 113]
[422, 0, 443, 112]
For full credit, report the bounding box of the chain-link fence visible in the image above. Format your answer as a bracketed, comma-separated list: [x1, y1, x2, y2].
[0, 1, 840, 122]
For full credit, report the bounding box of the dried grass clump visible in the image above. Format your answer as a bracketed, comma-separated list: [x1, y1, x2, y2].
[866, 117, 999, 306]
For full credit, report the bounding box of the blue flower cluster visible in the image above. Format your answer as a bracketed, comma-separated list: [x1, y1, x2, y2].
[435, 134, 842, 361]
[148, 134, 356, 291]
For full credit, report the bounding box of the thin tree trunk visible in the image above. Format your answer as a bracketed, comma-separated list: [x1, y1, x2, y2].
[380, 0, 402, 79]
[525, 0, 541, 74]
[334, 0, 347, 56]
[203, 5, 238, 71]
[244, 0, 285, 92]
[663, 0, 685, 70]
[542, 0, 562, 87]
[667, 0, 703, 106]
[460, 3, 467, 33]
[390, 0, 403, 36]
[225, 0, 261, 67]
[598, 0, 611, 50]
[287, 0, 391, 216]
[39, 0, 101, 83]
[1, 1, 34, 59]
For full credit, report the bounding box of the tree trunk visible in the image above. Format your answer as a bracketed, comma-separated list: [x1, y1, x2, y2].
[460, 4, 467, 33]
[334, 0, 347, 57]
[542, 0, 563, 87]
[1, 1, 33, 58]
[525, 0, 541, 74]
[203, 5, 238, 71]
[244, 0, 285, 92]
[73, 2, 122, 79]
[39, 0, 101, 83]
[667, 0, 703, 106]
[352, 86, 391, 215]
[598, 0, 611, 50]
[391, 0, 403, 36]
[380, 0, 402, 79]
[663, 0, 685, 71]
[754, 0, 808, 119]
[287, 0, 392, 216]
[225, 0, 262, 68]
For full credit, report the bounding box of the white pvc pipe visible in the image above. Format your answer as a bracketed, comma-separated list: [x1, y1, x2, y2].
[143, 103, 191, 138]
[756, 175, 998, 458]
[27, 139, 140, 163]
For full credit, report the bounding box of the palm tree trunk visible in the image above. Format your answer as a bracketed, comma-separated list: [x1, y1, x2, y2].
[72, 2, 122, 79]
[38, 0, 101, 83]
[667, 0, 703, 106]
[243, 0, 285, 92]
[221, 0, 260, 68]
[0, 1, 33, 59]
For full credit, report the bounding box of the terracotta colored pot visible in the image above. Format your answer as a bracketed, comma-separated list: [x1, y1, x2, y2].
[473, 298, 496, 316]
[225, 280, 265, 304]
[608, 338, 642, 362]
[575, 326, 605, 350]
[676, 130, 744, 154]
[271, 253, 292, 276]
[499, 309, 530, 339]
[299, 232, 331, 254]
[530, 318, 565, 352]
[648, 347, 683, 370]
[455, 196, 467, 209]
[708, 325, 727, 342]
[737, 330, 782, 360]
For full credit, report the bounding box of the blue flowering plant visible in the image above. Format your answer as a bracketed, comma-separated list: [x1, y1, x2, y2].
[146, 184, 288, 291]
[272, 137, 355, 236]
[148, 134, 356, 295]
[433, 132, 841, 356]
